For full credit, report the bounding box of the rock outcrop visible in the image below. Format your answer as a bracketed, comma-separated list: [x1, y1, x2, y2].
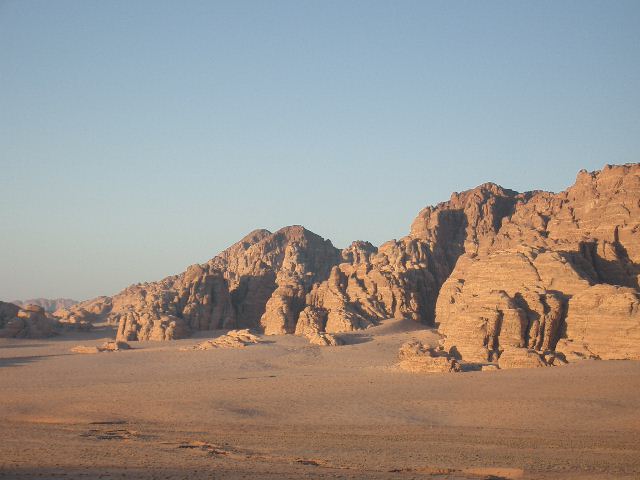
[64, 226, 339, 342]
[497, 347, 548, 369]
[397, 341, 461, 373]
[0, 302, 57, 338]
[181, 329, 261, 350]
[58, 163, 639, 366]
[435, 164, 640, 364]
[52, 296, 112, 328]
[71, 341, 131, 354]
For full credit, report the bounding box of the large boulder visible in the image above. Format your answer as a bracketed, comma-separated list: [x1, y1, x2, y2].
[0, 302, 57, 338]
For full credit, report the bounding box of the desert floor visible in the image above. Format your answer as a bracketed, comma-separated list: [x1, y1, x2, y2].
[1, 318, 639, 480]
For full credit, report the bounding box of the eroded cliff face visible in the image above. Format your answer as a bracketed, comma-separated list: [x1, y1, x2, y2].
[435, 164, 640, 364]
[65, 226, 341, 341]
[298, 183, 524, 335]
[62, 163, 640, 365]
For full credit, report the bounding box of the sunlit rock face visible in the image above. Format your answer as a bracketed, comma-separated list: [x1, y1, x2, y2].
[435, 164, 640, 364]
[0, 302, 57, 338]
[104, 225, 340, 341]
[64, 163, 640, 365]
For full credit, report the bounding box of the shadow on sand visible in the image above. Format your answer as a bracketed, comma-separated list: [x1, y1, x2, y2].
[0, 353, 73, 368]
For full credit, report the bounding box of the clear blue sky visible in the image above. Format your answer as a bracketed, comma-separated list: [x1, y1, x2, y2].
[1, 0, 639, 301]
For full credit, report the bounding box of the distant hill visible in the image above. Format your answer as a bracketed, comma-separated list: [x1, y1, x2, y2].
[11, 298, 78, 313]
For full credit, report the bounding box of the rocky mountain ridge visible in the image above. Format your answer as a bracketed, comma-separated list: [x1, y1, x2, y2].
[4, 163, 639, 367]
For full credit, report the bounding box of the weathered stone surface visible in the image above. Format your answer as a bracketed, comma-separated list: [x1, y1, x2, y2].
[554, 339, 600, 362]
[306, 332, 343, 347]
[71, 340, 130, 354]
[0, 302, 57, 338]
[397, 341, 461, 373]
[12, 298, 77, 313]
[498, 347, 547, 369]
[435, 164, 640, 365]
[52, 296, 112, 327]
[58, 163, 639, 363]
[116, 312, 190, 342]
[72, 226, 341, 341]
[54, 308, 93, 331]
[294, 306, 327, 337]
[563, 285, 640, 360]
[435, 252, 570, 362]
[181, 329, 261, 350]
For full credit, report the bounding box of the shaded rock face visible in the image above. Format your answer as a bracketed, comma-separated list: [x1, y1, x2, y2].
[0, 302, 57, 338]
[65, 163, 639, 364]
[298, 184, 524, 334]
[436, 164, 640, 363]
[303, 239, 440, 334]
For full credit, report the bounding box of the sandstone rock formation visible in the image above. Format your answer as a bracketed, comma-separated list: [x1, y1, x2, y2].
[497, 347, 547, 369]
[397, 341, 461, 373]
[67, 226, 343, 342]
[181, 329, 261, 350]
[52, 296, 111, 328]
[71, 341, 131, 354]
[435, 164, 640, 365]
[60, 163, 639, 367]
[306, 332, 343, 347]
[0, 302, 57, 338]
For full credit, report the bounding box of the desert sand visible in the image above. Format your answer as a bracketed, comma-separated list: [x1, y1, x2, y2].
[2, 319, 639, 480]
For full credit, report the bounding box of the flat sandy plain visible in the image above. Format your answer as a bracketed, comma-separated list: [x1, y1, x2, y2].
[1, 319, 639, 480]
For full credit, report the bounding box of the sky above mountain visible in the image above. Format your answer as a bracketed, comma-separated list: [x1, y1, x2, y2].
[1, 0, 639, 300]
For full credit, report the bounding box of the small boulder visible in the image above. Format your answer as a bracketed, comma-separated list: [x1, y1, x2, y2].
[397, 341, 461, 373]
[70, 345, 100, 354]
[498, 347, 547, 369]
[71, 340, 131, 354]
[181, 329, 261, 350]
[99, 341, 130, 351]
[306, 332, 343, 347]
